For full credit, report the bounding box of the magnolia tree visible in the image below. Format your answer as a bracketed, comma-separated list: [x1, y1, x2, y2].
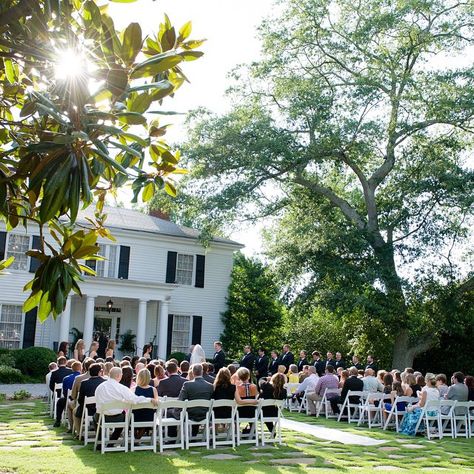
[0, 0, 203, 320]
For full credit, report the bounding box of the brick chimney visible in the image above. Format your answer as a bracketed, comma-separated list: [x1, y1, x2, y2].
[149, 208, 170, 221]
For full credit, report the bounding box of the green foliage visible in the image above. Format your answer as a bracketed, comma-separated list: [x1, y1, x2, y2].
[13, 347, 56, 378]
[0, 353, 15, 368]
[0, 366, 24, 384]
[0, 1, 204, 319]
[0, 393, 5, 401]
[118, 330, 136, 353]
[178, 0, 474, 367]
[221, 253, 285, 358]
[11, 389, 31, 400]
[168, 351, 186, 363]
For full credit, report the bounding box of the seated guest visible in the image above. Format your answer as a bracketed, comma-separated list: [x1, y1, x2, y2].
[407, 373, 421, 395]
[339, 369, 349, 389]
[269, 351, 280, 376]
[132, 368, 158, 438]
[212, 367, 237, 419]
[330, 367, 364, 415]
[377, 370, 387, 387]
[383, 373, 394, 394]
[383, 381, 407, 422]
[235, 368, 258, 422]
[49, 356, 73, 394]
[228, 364, 238, 384]
[293, 366, 319, 399]
[465, 375, 474, 401]
[362, 369, 383, 392]
[87, 341, 99, 359]
[95, 367, 157, 441]
[69, 358, 94, 428]
[54, 360, 82, 427]
[179, 360, 190, 379]
[134, 362, 145, 378]
[435, 373, 449, 399]
[259, 373, 287, 432]
[297, 350, 308, 373]
[299, 365, 310, 383]
[58, 341, 69, 358]
[401, 372, 414, 396]
[151, 365, 167, 388]
[146, 362, 156, 379]
[46, 362, 57, 387]
[207, 363, 215, 377]
[120, 360, 131, 368]
[288, 364, 299, 384]
[415, 374, 426, 391]
[157, 362, 185, 397]
[404, 367, 415, 374]
[335, 352, 345, 370]
[392, 370, 402, 383]
[75, 363, 105, 428]
[142, 344, 153, 360]
[120, 366, 133, 389]
[447, 372, 469, 402]
[131, 356, 140, 370]
[103, 362, 114, 378]
[336, 367, 344, 381]
[400, 373, 439, 435]
[203, 363, 215, 383]
[307, 365, 339, 416]
[277, 365, 288, 383]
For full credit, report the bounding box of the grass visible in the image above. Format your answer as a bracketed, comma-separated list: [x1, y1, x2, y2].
[0, 400, 473, 473]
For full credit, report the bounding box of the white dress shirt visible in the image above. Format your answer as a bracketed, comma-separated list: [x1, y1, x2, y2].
[95, 378, 148, 415]
[296, 373, 319, 394]
[362, 376, 383, 393]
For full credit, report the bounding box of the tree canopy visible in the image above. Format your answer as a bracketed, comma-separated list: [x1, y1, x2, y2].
[175, 0, 474, 368]
[0, 0, 203, 321]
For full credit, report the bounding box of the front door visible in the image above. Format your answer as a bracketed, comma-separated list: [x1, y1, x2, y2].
[94, 316, 112, 358]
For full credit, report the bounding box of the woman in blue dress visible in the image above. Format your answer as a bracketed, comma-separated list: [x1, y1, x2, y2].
[132, 368, 158, 439]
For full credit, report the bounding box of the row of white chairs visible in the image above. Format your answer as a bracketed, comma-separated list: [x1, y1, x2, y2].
[78, 397, 284, 454]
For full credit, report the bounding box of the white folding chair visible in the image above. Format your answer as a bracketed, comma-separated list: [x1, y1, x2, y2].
[184, 399, 212, 449]
[438, 400, 457, 439]
[156, 399, 186, 452]
[61, 389, 70, 427]
[452, 401, 472, 439]
[358, 392, 386, 428]
[94, 401, 131, 454]
[236, 403, 260, 446]
[79, 396, 96, 446]
[316, 388, 340, 418]
[259, 399, 284, 446]
[48, 389, 54, 417]
[211, 400, 237, 448]
[298, 390, 312, 414]
[337, 391, 366, 423]
[284, 383, 300, 411]
[53, 383, 62, 420]
[413, 400, 441, 439]
[130, 401, 157, 452]
[383, 396, 418, 431]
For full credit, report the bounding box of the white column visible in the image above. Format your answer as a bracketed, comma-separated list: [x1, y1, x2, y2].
[136, 299, 148, 356]
[58, 296, 72, 343]
[158, 299, 169, 360]
[83, 295, 95, 351]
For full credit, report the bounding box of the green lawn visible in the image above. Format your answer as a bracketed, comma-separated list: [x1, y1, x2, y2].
[0, 400, 473, 473]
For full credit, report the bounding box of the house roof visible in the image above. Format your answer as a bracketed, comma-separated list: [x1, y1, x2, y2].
[77, 206, 243, 247]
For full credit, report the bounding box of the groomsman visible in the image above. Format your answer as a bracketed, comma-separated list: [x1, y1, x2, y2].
[335, 352, 346, 370]
[351, 355, 363, 370]
[297, 350, 308, 373]
[269, 350, 280, 376]
[366, 354, 378, 373]
[212, 341, 226, 372]
[312, 351, 326, 377]
[240, 345, 255, 371]
[281, 344, 294, 371]
[255, 348, 269, 382]
[325, 351, 337, 369]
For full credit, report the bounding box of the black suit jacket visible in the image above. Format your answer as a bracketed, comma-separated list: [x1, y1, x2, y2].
[212, 350, 226, 372]
[76, 376, 105, 418]
[353, 363, 363, 370]
[314, 359, 326, 377]
[158, 374, 185, 398]
[49, 366, 73, 392]
[269, 357, 280, 375]
[297, 358, 308, 373]
[240, 353, 255, 371]
[341, 375, 364, 403]
[255, 355, 269, 378]
[326, 359, 337, 369]
[281, 351, 294, 369]
[335, 359, 346, 370]
[366, 362, 378, 373]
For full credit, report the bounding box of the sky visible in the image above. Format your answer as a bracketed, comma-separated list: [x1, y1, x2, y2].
[108, 0, 273, 255]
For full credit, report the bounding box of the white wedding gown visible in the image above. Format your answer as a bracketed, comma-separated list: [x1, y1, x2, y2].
[190, 344, 206, 365]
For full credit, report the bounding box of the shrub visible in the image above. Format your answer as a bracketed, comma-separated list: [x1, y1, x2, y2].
[168, 351, 186, 363]
[13, 347, 56, 378]
[0, 365, 24, 383]
[0, 393, 6, 402]
[0, 353, 15, 367]
[12, 389, 30, 400]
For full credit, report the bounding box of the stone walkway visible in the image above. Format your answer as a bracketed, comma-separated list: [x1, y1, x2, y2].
[0, 384, 47, 398]
[281, 418, 387, 446]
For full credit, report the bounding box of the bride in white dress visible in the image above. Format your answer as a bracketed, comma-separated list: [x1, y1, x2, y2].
[190, 344, 206, 365]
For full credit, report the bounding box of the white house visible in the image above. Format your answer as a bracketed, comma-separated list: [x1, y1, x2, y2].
[0, 206, 242, 359]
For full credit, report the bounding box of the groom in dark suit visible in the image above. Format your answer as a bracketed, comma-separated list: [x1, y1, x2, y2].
[212, 341, 226, 372]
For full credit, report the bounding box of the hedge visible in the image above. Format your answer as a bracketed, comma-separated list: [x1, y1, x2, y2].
[0, 366, 24, 383]
[13, 347, 56, 378]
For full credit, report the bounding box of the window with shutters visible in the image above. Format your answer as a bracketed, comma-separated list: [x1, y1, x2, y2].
[171, 315, 191, 353]
[0, 305, 23, 349]
[6, 234, 30, 271]
[95, 244, 119, 278]
[176, 253, 194, 285]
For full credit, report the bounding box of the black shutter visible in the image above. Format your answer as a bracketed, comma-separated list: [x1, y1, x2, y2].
[0, 231, 6, 260]
[191, 316, 202, 345]
[29, 236, 41, 273]
[22, 308, 37, 348]
[166, 314, 174, 357]
[118, 245, 130, 279]
[165, 251, 177, 283]
[195, 255, 205, 288]
[85, 259, 96, 274]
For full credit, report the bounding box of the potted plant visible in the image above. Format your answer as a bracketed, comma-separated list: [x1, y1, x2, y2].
[119, 330, 136, 356]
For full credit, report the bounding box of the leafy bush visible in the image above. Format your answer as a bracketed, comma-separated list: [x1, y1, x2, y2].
[0, 365, 24, 383]
[0, 353, 15, 367]
[12, 389, 30, 400]
[168, 351, 186, 363]
[13, 347, 56, 378]
[0, 393, 6, 402]
[119, 330, 136, 354]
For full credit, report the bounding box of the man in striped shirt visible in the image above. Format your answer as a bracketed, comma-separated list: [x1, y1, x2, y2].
[306, 365, 339, 415]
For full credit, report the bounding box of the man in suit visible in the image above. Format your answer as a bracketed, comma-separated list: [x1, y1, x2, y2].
[179, 360, 190, 379]
[312, 351, 326, 377]
[240, 345, 255, 372]
[202, 363, 215, 383]
[331, 367, 364, 414]
[281, 344, 294, 372]
[74, 363, 105, 429]
[335, 352, 346, 370]
[269, 350, 280, 376]
[212, 341, 226, 372]
[49, 356, 73, 393]
[178, 364, 214, 435]
[255, 348, 269, 382]
[54, 360, 82, 427]
[297, 350, 308, 373]
[366, 354, 378, 373]
[446, 372, 468, 415]
[351, 355, 363, 370]
[326, 352, 337, 369]
[158, 362, 185, 397]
